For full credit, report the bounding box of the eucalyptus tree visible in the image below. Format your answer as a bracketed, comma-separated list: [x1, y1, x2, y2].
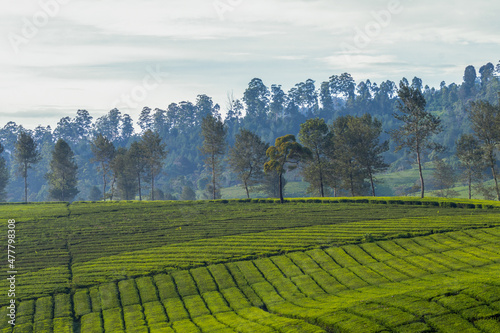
[390, 80, 443, 198]
[15, 131, 41, 202]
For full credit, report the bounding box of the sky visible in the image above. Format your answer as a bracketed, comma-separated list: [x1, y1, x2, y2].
[0, 0, 499, 130]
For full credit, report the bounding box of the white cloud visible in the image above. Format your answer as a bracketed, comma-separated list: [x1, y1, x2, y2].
[0, 0, 499, 129]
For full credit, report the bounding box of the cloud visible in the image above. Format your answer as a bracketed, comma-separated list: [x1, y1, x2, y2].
[0, 0, 499, 129]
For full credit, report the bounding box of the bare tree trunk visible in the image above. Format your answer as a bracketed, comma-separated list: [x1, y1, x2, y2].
[24, 162, 28, 203]
[417, 150, 424, 198]
[138, 172, 142, 201]
[349, 172, 355, 197]
[468, 173, 472, 200]
[212, 156, 216, 200]
[244, 180, 250, 199]
[151, 174, 155, 201]
[110, 174, 116, 201]
[102, 177, 106, 201]
[279, 172, 284, 204]
[491, 165, 500, 201]
[62, 174, 65, 202]
[369, 172, 376, 197]
[316, 152, 324, 197]
[102, 162, 107, 201]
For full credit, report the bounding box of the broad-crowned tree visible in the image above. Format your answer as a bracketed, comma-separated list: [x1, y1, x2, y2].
[264, 135, 310, 203]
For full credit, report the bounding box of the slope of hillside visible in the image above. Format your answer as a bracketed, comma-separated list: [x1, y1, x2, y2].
[1, 198, 499, 332]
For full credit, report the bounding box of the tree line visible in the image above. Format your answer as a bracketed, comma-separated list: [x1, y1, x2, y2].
[0, 61, 499, 202]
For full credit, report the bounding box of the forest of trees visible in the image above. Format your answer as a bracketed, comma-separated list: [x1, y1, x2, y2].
[0, 61, 499, 202]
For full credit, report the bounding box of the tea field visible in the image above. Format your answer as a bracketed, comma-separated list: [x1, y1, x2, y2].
[0, 197, 499, 332]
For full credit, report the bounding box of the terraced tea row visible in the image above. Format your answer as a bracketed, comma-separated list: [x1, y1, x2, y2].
[4, 211, 500, 305]
[2, 227, 499, 332]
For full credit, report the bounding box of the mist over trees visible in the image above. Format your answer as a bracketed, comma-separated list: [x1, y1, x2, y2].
[0, 61, 499, 202]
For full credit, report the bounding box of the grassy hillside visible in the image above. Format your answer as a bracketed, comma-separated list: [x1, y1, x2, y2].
[224, 165, 497, 200]
[1, 198, 499, 332]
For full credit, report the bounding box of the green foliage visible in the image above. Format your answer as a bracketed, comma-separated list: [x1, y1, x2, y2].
[88, 185, 101, 201]
[432, 159, 459, 198]
[228, 129, 269, 198]
[456, 134, 486, 199]
[180, 186, 197, 201]
[390, 80, 443, 198]
[298, 118, 334, 197]
[332, 114, 389, 196]
[111, 147, 138, 200]
[90, 133, 115, 200]
[468, 99, 500, 200]
[15, 130, 41, 202]
[260, 172, 287, 198]
[264, 134, 311, 202]
[201, 114, 227, 200]
[46, 139, 79, 202]
[140, 130, 168, 200]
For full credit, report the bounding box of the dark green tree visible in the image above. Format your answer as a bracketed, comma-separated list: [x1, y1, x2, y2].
[228, 129, 269, 198]
[180, 186, 197, 201]
[298, 118, 333, 197]
[261, 172, 287, 199]
[15, 131, 41, 202]
[463, 65, 477, 97]
[456, 134, 485, 199]
[243, 78, 269, 119]
[468, 100, 500, 200]
[264, 135, 310, 203]
[331, 116, 368, 197]
[90, 134, 115, 200]
[112, 147, 137, 200]
[431, 159, 459, 198]
[89, 185, 101, 201]
[46, 139, 79, 201]
[128, 141, 146, 200]
[390, 80, 443, 198]
[200, 114, 227, 200]
[269, 84, 285, 121]
[0, 143, 8, 201]
[479, 63, 495, 88]
[351, 114, 389, 196]
[140, 130, 167, 201]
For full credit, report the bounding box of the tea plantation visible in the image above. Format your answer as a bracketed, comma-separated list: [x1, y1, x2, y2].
[1, 197, 499, 332]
